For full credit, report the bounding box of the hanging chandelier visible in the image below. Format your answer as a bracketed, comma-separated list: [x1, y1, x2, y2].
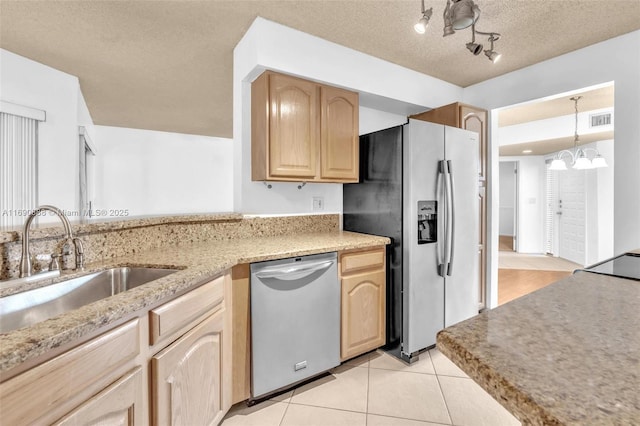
[413, 0, 502, 63]
[549, 96, 608, 171]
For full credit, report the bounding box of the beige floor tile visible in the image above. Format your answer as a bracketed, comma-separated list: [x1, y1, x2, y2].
[290, 364, 369, 412]
[369, 349, 436, 375]
[438, 376, 521, 426]
[367, 413, 445, 425]
[281, 404, 367, 426]
[343, 351, 371, 367]
[429, 348, 468, 378]
[368, 368, 451, 424]
[220, 401, 288, 426]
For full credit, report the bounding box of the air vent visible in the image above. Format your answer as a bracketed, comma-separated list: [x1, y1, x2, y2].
[590, 112, 612, 128]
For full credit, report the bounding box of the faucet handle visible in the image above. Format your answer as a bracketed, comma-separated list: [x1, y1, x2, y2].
[49, 253, 61, 271]
[73, 237, 85, 271]
[61, 239, 73, 256]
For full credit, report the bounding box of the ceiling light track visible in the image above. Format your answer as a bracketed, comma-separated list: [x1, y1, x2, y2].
[414, 0, 502, 63]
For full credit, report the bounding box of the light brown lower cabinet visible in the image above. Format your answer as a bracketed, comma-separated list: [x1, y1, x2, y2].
[339, 247, 386, 360]
[0, 319, 142, 425]
[151, 309, 226, 426]
[54, 367, 145, 425]
[0, 272, 232, 426]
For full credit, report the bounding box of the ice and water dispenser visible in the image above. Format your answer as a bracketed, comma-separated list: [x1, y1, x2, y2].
[417, 201, 437, 244]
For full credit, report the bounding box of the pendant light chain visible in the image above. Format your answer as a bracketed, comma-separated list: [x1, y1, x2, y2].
[571, 96, 581, 149]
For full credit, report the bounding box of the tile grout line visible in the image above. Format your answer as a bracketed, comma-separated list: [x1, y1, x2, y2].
[365, 353, 371, 425]
[430, 350, 455, 426]
[277, 392, 292, 426]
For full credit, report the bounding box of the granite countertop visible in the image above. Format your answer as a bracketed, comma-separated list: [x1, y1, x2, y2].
[437, 271, 640, 425]
[0, 231, 389, 375]
[0, 212, 243, 243]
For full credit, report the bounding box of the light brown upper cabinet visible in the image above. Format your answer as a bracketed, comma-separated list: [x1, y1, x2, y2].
[410, 103, 488, 311]
[252, 71, 359, 183]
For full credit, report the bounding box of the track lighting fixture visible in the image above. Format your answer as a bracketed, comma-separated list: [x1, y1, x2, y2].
[483, 33, 502, 63]
[549, 96, 608, 171]
[466, 24, 483, 55]
[414, 0, 502, 63]
[414, 0, 433, 34]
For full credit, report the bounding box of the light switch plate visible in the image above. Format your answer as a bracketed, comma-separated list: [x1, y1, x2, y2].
[312, 196, 324, 211]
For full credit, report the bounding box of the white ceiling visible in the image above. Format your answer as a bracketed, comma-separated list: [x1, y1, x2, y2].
[1, 1, 638, 138]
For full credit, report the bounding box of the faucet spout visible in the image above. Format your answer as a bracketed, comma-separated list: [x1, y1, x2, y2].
[19, 205, 75, 278]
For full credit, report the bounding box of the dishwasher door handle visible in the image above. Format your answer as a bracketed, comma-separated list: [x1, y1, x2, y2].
[254, 260, 334, 280]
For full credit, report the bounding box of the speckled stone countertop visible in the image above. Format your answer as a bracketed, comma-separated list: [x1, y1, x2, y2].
[437, 271, 640, 425]
[0, 231, 389, 375]
[0, 212, 243, 243]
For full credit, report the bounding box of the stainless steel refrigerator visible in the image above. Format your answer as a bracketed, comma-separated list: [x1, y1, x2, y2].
[343, 119, 479, 363]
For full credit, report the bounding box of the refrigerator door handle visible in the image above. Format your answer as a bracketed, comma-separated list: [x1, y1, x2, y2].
[446, 160, 456, 276]
[436, 160, 446, 277]
[437, 160, 446, 277]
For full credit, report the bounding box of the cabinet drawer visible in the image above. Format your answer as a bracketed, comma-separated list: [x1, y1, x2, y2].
[340, 248, 385, 275]
[0, 319, 140, 425]
[149, 275, 224, 345]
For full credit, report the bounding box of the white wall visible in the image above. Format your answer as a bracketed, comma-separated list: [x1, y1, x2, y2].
[500, 156, 546, 254]
[233, 17, 463, 215]
[94, 126, 233, 217]
[498, 161, 516, 236]
[464, 31, 640, 308]
[1, 49, 82, 219]
[2, 49, 234, 220]
[594, 140, 615, 263]
[359, 106, 407, 135]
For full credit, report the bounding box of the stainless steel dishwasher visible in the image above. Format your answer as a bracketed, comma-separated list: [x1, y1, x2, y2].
[250, 251, 340, 399]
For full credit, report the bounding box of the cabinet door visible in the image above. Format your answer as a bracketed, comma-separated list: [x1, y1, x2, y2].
[152, 310, 224, 426]
[341, 270, 386, 360]
[54, 367, 144, 425]
[320, 86, 359, 181]
[459, 105, 487, 182]
[268, 73, 318, 179]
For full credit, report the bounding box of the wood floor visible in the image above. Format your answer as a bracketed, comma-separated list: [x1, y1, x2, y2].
[499, 235, 514, 251]
[498, 269, 571, 305]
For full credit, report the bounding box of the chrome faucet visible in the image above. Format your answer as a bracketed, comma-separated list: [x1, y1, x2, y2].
[19, 205, 85, 278]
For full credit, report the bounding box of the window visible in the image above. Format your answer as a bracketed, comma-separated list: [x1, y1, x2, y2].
[0, 102, 45, 229]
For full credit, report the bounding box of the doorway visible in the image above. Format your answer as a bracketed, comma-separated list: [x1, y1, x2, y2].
[498, 161, 517, 252]
[494, 82, 614, 305]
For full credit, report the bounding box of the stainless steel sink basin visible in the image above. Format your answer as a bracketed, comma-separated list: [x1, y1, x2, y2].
[0, 267, 178, 333]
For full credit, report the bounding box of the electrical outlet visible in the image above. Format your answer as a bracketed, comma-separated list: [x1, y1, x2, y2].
[312, 196, 324, 211]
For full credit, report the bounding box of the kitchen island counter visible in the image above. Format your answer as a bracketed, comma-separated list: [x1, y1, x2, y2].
[437, 270, 640, 425]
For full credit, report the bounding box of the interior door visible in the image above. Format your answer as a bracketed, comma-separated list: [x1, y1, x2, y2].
[558, 169, 586, 266]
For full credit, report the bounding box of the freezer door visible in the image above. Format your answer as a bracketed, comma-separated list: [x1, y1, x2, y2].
[402, 120, 445, 354]
[444, 125, 479, 327]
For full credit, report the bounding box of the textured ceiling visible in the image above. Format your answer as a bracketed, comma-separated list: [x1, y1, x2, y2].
[1, 1, 639, 138]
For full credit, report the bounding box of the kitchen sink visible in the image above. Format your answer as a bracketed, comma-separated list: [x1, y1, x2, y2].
[0, 267, 178, 333]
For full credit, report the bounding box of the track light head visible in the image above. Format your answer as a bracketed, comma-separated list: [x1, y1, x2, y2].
[450, 0, 480, 30]
[414, 17, 429, 33]
[466, 42, 483, 55]
[414, 4, 433, 34]
[482, 33, 501, 62]
[484, 49, 501, 63]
